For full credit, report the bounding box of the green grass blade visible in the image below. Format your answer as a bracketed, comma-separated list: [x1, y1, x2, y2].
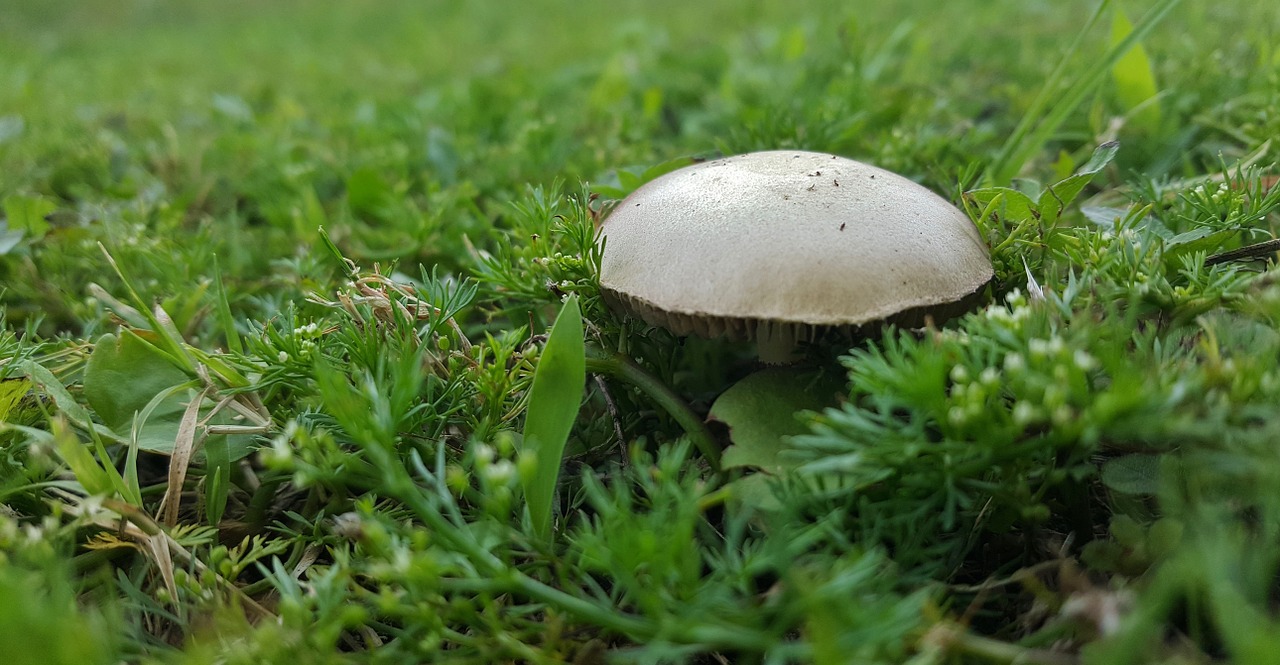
[50, 419, 114, 496]
[1110, 6, 1163, 132]
[97, 244, 197, 375]
[985, 0, 1181, 184]
[520, 294, 585, 540]
[985, 0, 1111, 186]
[211, 256, 243, 355]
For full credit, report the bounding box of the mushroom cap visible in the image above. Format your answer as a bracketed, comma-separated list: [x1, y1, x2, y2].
[598, 150, 993, 342]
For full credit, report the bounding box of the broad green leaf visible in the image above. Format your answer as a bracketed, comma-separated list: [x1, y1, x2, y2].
[593, 156, 697, 201]
[1038, 141, 1120, 227]
[0, 379, 31, 424]
[83, 331, 255, 460]
[1110, 7, 1162, 132]
[1081, 205, 1135, 230]
[1163, 228, 1236, 268]
[1010, 178, 1044, 201]
[2, 194, 55, 238]
[638, 156, 696, 185]
[1167, 226, 1231, 246]
[1101, 453, 1160, 495]
[616, 168, 642, 193]
[713, 368, 843, 513]
[84, 332, 191, 451]
[964, 187, 1038, 224]
[520, 294, 586, 539]
[726, 473, 783, 512]
[712, 367, 843, 474]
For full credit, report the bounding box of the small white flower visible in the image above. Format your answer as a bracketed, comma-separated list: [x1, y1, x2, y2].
[485, 459, 516, 485]
[278, 350, 289, 363]
[1051, 405, 1074, 427]
[1073, 350, 1097, 371]
[265, 430, 294, 465]
[987, 306, 1013, 323]
[1012, 401, 1037, 426]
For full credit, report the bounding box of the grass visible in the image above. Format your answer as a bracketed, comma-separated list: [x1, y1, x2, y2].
[2, 0, 1279, 661]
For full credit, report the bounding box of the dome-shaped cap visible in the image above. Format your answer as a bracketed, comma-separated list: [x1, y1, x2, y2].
[598, 151, 992, 349]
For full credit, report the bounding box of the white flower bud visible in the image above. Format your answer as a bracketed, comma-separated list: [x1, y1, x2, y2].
[484, 459, 516, 485]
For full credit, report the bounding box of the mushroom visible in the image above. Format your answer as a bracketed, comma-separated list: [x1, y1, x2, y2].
[598, 150, 993, 363]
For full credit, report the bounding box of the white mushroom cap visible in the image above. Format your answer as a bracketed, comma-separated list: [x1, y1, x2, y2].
[598, 151, 992, 358]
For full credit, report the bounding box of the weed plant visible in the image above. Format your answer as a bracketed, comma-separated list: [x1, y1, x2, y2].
[2, 0, 1280, 662]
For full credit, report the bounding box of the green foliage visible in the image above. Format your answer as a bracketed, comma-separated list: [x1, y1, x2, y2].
[83, 330, 199, 454]
[1, 193, 55, 240]
[0, 523, 123, 665]
[1110, 7, 1163, 133]
[983, 0, 1182, 185]
[520, 294, 586, 539]
[2, 0, 1280, 662]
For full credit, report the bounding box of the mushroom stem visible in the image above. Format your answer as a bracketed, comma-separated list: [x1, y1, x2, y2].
[755, 323, 801, 365]
[584, 344, 722, 472]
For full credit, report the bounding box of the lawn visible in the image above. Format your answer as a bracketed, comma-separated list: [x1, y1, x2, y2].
[2, 0, 1279, 662]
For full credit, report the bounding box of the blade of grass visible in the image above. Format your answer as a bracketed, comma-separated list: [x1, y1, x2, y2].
[519, 294, 585, 539]
[984, 0, 1111, 185]
[1110, 6, 1162, 133]
[97, 244, 197, 375]
[984, 0, 1181, 184]
[211, 256, 243, 355]
[49, 418, 115, 497]
[19, 359, 123, 444]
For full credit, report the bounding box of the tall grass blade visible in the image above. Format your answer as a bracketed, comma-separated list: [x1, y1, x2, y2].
[984, 0, 1181, 184]
[212, 256, 243, 355]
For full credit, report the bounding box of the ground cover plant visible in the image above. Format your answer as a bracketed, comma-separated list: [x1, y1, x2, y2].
[2, 0, 1279, 662]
